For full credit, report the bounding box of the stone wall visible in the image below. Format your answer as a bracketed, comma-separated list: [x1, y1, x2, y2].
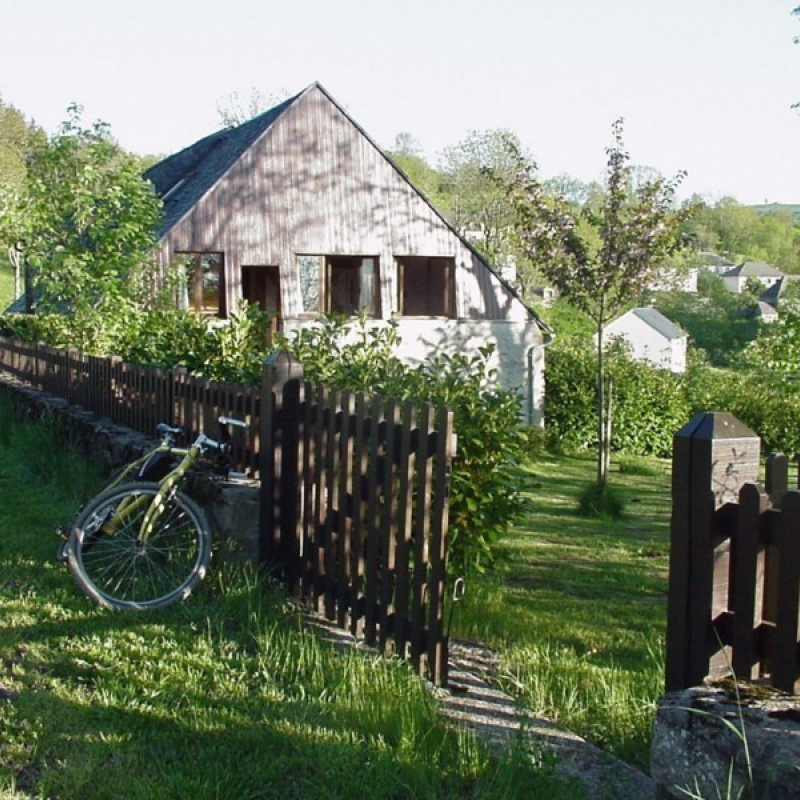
[0, 374, 261, 564]
[652, 685, 800, 799]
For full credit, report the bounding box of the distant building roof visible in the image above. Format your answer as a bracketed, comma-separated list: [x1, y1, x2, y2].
[759, 277, 784, 307]
[756, 301, 779, 321]
[721, 261, 785, 279]
[630, 307, 687, 340]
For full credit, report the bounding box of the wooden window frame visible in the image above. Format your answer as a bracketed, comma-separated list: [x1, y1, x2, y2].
[176, 251, 226, 318]
[296, 254, 380, 317]
[396, 256, 456, 318]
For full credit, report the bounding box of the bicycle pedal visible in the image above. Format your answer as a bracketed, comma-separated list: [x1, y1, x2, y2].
[55, 539, 70, 563]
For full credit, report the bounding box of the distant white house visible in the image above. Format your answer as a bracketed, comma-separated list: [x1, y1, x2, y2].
[604, 307, 688, 373]
[697, 252, 737, 276]
[721, 261, 785, 294]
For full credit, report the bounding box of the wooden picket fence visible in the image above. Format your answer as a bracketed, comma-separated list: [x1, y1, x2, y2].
[260, 356, 456, 685]
[0, 337, 260, 475]
[666, 411, 800, 694]
[0, 338, 457, 685]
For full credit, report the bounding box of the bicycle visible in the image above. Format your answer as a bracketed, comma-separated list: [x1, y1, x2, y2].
[58, 415, 249, 611]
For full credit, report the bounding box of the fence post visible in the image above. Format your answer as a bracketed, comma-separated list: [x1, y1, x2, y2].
[665, 411, 761, 692]
[259, 349, 304, 579]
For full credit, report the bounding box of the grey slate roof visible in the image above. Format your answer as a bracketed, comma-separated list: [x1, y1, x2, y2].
[721, 261, 785, 279]
[144, 89, 303, 237]
[629, 307, 687, 340]
[759, 277, 784, 307]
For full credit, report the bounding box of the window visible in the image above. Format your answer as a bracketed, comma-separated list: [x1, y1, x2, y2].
[396, 256, 456, 317]
[242, 265, 281, 334]
[242, 265, 281, 316]
[177, 253, 225, 316]
[296, 255, 380, 317]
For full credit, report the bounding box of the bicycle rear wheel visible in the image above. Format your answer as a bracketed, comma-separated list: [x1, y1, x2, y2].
[67, 481, 212, 610]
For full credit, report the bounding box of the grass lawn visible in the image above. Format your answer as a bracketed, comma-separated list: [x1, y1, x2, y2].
[0, 400, 579, 799]
[453, 452, 672, 768]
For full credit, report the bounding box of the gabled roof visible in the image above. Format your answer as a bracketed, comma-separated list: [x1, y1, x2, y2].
[143, 82, 550, 332]
[721, 261, 785, 279]
[612, 307, 687, 341]
[759, 277, 784, 307]
[144, 88, 303, 236]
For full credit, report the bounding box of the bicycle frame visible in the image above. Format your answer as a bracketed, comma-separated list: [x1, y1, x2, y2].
[92, 428, 238, 544]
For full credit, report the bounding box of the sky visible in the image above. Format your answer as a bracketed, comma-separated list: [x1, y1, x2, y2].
[1, 0, 798, 205]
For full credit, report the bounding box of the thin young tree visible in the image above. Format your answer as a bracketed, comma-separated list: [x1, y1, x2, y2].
[503, 120, 694, 488]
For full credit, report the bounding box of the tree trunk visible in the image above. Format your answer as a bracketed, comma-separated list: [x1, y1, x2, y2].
[7, 246, 20, 301]
[596, 320, 607, 488]
[604, 376, 614, 481]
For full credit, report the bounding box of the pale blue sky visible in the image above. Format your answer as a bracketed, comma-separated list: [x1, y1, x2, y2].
[1, 0, 798, 204]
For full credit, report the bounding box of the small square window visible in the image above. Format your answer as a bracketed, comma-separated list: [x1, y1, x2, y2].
[295, 255, 380, 317]
[397, 257, 455, 317]
[176, 253, 225, 317]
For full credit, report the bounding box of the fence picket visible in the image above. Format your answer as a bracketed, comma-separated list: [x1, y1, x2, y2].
[731, 483, 768, 679]
[772, 491, 800, 692]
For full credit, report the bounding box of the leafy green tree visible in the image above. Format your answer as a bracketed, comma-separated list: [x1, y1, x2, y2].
[736, 301, 800, 381]
[656, 273, 760, 366]
[683, 197, 800, 273]
[0, 96, 44, 302]
[437, 129, 541, 295]
[503, 119, 693, 487]
[0, 95, 37, 190]
[386, 133, 447, 209]
[14, 106, 161, 322]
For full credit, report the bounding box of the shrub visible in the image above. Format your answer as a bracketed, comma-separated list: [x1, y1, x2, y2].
[281, 316, 528, 575]
[544, 338, 690, 458]
[577, 481, 625, 520]
[686, 365, 800, 454]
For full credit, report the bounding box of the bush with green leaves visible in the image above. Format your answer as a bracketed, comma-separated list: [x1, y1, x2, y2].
[545, 337, 690, 458]
[281, 316, 528, 575]
[0, 301, 274, 385]
[685, 363, 800, 455]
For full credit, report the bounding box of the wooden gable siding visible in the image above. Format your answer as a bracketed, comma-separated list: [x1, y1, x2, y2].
[155, 85, 522, 321]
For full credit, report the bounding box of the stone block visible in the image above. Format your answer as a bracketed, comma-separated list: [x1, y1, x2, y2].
[652, 685, 800, 799]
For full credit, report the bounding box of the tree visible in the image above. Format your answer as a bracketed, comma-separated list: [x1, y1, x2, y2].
[438, 130, 541, 294]
[15, 105, 162, 318]
[503, 119, 693, 487]
[0, 96, 44, 303]
[385, 133, 446, 208]
[216, 88, 288, 128]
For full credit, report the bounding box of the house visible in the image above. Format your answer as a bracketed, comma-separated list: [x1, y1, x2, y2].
[144, 83, 551, 423]
[604, 307, 688, 373]
[696, 252, 737, 275]
[721, 261, 785, 294]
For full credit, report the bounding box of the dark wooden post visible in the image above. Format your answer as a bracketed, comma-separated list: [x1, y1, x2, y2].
[259, 349, 304, 580]
[665, 411, 760, 691]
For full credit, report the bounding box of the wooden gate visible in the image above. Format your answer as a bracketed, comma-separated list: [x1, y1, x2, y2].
[259, 352, 456, 686]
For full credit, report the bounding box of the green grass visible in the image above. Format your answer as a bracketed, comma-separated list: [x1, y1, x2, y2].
[452, 452, 672, 768]
[0, 400, 578, 799]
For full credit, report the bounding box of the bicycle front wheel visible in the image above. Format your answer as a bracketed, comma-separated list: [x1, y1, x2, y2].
[67, 481, 212, 610]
